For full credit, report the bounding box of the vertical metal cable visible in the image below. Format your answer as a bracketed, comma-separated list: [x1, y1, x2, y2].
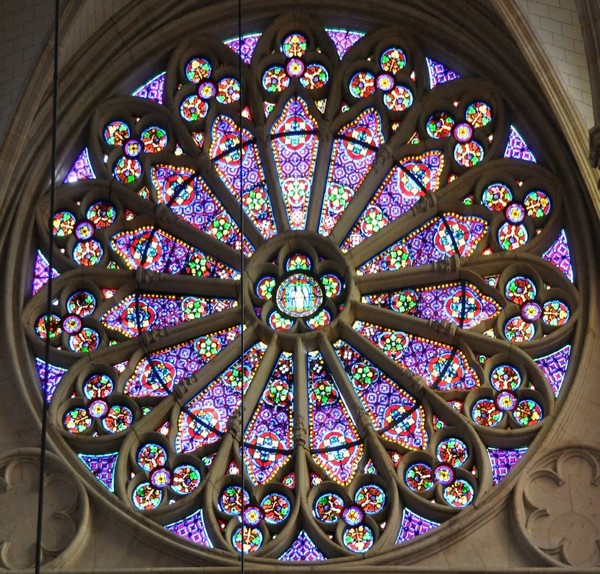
[36, 0, 60, 571]
[237, 0, 245, 570]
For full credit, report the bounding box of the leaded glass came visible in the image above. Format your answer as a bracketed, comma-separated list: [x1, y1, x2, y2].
[24, 16, 581, 562]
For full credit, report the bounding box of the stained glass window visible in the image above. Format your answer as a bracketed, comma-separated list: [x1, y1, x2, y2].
[24, 17, 581, 561]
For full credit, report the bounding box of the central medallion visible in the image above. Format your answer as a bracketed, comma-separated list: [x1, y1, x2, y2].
[276, 273, 323, 317]
[245, 232, 356, 346]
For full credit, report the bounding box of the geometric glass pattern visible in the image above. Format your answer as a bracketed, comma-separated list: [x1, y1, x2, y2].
[24, 17, 580, 562]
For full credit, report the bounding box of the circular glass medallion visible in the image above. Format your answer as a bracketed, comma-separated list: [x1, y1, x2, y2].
[276, 273, 323, 317]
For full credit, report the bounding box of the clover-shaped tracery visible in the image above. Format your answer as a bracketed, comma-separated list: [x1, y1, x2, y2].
[313, 484, 386, 553]
[402, 435, 477, 509]
[175, 51, 243, 129]
[254, 250, 345, 332]
[24, 17, 582, 563]
[348, 46, 415, 113]
[62, 371, 137, 436]
[33, 283, 105, 353]
[481, 181, 552, 251]
[261, 32, 330, 95]
[213, 481, 294, 553]
[425, 99, 493, 168]
[100, 113, 170, 185]
[466, 353, 549, 430]
[51, 196, 120, 268]
[130, 439, 202, 511]
[499, 267, 571, 342]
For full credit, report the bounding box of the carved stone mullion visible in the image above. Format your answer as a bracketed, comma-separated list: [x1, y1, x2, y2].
[293, 338, 311, 499]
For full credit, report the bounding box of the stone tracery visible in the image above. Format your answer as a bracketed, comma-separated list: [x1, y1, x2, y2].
[22, 15, 581, 561]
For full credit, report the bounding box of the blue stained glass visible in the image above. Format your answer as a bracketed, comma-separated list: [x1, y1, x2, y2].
[25, 17, 582, 561]
[124, 325, 242, 397]
[32, 250, 59, 295]
[307, 350, 363, 485]
[396, 508, 440, 544]
[224, 33, 262, 64]
[35, 358, 66, 403]
[79, 452, 118, 492]
[276, 274, 323, 317]
[110, 227, 239, 279]
[543, 229, 574, 282]
[504, 126, 536, 162]
[362, 283, 500, 328]
[244, 352, 294, 485]
[487, 448, 527, 485]
[425, 57, 460, 88]
[175, 343, 266, 452]
[534, 345, 571, 397]
[210, 115, 278, 238]
[152, 164, 253, 255]
[165, 509, 213, 547]
[64, 148, 96, 183]
[325, 28, 364, 59]
[333, 340, 427, 449]
[101, 294, 237, 337]
[132, 72, 166, 104]
[280, 530, 326, 561]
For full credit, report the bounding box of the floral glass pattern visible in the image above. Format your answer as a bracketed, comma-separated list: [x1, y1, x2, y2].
[24, 18, 580, 562]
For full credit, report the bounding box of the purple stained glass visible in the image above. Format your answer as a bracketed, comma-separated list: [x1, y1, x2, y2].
[210, 115, 277, 239]
[244, 353, 294, 485]
[487, 447, 527, 485]
[425, 57, 460, 89]
[32, 250, 59, 294]
[353, 320, 479, 390]
[279, 530, 326, 561]
[101, 294, 236, 338]
[307, 351, 363, 485]
[363, 283, 500, 329]
[110, 227, 239, 279]
[78, 452, 118, 492]
[132, 71, 166, 104]
[224, 33, 261, 64]
[271, 97, 319, 230]
[358, 214, 488, 274]
[35, 358, 66, 403]
[504, 126, 536, 163]
[165, 509, 213, 547]
[535, 345, 572, 397]
[64, 147, 96, 183]
[325, 28, 364, 59]
[124, 325, 242, 397]
[152, 164, 252, 255]
[396, 508, 440, 544]
[23, 19, 585, 559]
[334, 341, 427, 449]
[342, 151, 445, 250]
[175, 343, 266, 453]
[542, 229, 574, 282]
[319, 108, 384, 236]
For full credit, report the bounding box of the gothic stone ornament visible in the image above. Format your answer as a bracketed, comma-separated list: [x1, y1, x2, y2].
[513, 446, 600, 568]
[0, 449, 89, 570]
[22, 14, 582, 563]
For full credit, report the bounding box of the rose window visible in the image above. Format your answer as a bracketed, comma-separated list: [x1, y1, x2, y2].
[24, 18, 581, 562]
